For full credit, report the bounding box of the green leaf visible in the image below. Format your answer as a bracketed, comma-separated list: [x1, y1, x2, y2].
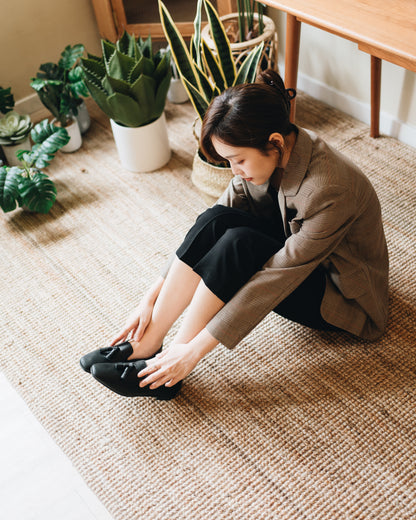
[107, 92, 144, 127]
[129, 56, 155, 84]
[159, 1, 202, 91]
[102, 75, 131, 97]
[0, 166, 22, 212]
[181, 77, 210, 121]
[102, 40, 117, 69]
[154, 73, 172, 119]
[203, 0, 236, 87]
[153, 52, 171, 83]
[19, 171, 57, 214]
[59, 44, 85, 70]
[108, 50, 136, 81]
[202, 40, 225, 92]
[138, 35, 152, 58]
[83, 78, 115, 119]
[0, 86, 15, 114]
[68, 66, 89, 98]
[192, 0, 203, 69]
[130, 75, 156, 124]
[28, 119, 70, 168]
[117, 31, 137, 58]
[36, 62, 62, 80]
[233, 41, 264, 85]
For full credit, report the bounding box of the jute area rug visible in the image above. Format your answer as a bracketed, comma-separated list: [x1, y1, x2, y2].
[1, 94, 415, 520]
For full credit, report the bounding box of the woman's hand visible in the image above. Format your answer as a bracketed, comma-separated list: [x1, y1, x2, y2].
[137, 329, 219, 389]
[110, 300, 154, 346]
[137, 342, 201, 389]
[110, 276, 165, 346]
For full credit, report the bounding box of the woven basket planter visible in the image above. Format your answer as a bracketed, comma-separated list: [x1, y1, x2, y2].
[192, 150, 233, 206]
[201, 13, 278, 71]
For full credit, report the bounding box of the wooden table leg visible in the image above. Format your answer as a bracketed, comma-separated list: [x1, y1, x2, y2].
[285, 14, 301, 122]
[370, 55, 382, 138]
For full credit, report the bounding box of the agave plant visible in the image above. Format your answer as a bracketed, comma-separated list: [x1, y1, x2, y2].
[80, 32, 172, 128]
[0, 86, 15, 114]
[0, 111, 33, 146]
[0, 119, 69, 213]
[159, 0, 264, 122]
[30, 44, 88, 127]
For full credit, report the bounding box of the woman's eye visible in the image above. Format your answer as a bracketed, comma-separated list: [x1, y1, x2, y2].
[237, 160, 244, 165]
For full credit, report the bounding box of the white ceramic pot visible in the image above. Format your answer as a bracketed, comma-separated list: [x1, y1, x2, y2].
[110, 113, 171, 173]
[1, 136, 31, 166]
[167, 78, 189, 104]
[75, 100, 91, 134]
[53, 116, 82, 153]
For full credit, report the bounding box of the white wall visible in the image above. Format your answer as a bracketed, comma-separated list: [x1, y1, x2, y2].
[0, 0, 101, 113]
[268, 10, 416, 147]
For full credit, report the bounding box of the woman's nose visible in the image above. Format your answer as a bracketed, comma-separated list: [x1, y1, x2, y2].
[230, 164, 241, 176]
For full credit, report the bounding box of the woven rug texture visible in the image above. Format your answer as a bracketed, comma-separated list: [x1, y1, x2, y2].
[1, 95, 415, 519]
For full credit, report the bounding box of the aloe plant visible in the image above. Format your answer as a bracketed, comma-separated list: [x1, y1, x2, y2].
[0, 119, 69, 213]
[159, 0, 264, 122]
[0, 111, 33, 146]
[31, 44, 88, 127]
[80, 32, 172, 128]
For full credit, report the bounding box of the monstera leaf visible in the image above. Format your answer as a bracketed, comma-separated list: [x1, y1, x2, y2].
[0, 118, 69, 214]
[20, 120, 70, 168]
[0, 166, 21, 212]
[18, 172, 57, 214]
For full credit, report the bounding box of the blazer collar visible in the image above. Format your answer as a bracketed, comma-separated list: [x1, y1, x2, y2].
[278, 127, 313, 197]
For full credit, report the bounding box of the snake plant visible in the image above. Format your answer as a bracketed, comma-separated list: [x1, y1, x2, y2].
[80, 32, 172, 128]
[0, 119, 69, 213]
[0, 111, 33, 146]
[31, 44, 88, 127]
[159, 0, 264, 122]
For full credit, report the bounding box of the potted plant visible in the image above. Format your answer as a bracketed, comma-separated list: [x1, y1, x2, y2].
[30, 44, 89, 153]
[0, 119, 69, 214]
[167, 57, 189, 104]
[80, 32, 172, 173]
[202, 1, 278, 71]
[0, 86, 33, 167]
[159, 0, 264, 203]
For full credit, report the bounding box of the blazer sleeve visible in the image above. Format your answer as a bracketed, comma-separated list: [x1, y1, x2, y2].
[206, 183, 358, 348]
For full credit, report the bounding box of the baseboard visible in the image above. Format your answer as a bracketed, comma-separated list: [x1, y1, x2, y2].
[15, 93, 43, 114]
[14, 81, 416, 148]
[296, 72, 416, 148]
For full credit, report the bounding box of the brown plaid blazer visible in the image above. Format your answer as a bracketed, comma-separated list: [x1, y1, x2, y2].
[207, 127, 389, 349]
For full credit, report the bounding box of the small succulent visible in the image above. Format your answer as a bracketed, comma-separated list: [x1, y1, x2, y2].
[0, 119, 69, 214]
[0, 110, 33, 146]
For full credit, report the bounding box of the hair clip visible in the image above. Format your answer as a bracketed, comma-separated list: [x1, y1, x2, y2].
[285, 88, 297, 100]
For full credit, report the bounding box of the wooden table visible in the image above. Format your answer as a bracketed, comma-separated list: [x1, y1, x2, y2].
[262, 0, 416, 137]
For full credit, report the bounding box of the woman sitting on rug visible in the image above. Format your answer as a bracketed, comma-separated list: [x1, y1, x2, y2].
[80, 69, 389, 400]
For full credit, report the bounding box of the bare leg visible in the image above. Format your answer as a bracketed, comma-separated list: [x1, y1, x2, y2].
[173, 279, 224, 344]
[129, 256, 201, 358]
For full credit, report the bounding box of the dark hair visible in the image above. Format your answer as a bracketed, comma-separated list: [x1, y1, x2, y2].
[200, 69, 297, 164]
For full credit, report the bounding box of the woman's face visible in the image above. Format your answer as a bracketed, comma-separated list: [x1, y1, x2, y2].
[212, 136, 280, 186]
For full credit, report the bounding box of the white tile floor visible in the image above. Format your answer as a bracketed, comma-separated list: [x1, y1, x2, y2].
[0, 372, 114, 520]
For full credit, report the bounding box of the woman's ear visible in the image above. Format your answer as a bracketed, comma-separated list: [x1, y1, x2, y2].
[268, 132, 284, 150]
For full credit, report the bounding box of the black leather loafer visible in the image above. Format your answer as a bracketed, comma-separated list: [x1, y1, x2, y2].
[79, 342, 161, 373]
[90, 360, 182, 401]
